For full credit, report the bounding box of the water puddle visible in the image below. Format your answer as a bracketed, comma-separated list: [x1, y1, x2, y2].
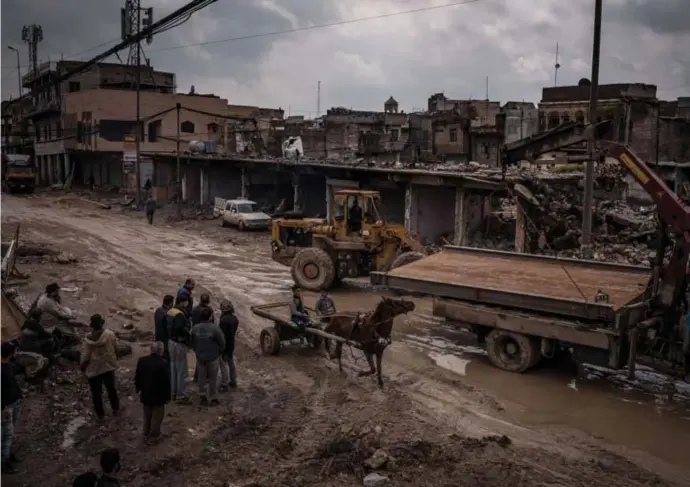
[61, 416, 88, 449]
[429, 352, 470, 376]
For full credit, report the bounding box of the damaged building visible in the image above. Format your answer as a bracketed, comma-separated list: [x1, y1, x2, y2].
[263, 97, 409, 164]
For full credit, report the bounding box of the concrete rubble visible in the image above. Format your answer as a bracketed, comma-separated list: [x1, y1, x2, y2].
[517, 175, 658, 265]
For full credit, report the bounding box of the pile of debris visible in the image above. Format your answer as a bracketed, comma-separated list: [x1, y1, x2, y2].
[163, 201, 216, 222]
[518, 178, 657, 265]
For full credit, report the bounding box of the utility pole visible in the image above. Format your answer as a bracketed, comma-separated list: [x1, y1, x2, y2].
[7, 46, 22, 97]
[135, 36, 142, 205]
[581, 0, 602, 252]
[654, 102, 660, 165]
[316, 80, 321, 118]
[176, 102, 182, 218]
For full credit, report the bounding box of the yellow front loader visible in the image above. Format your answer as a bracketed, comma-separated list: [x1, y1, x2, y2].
[270, 189, 428, 291]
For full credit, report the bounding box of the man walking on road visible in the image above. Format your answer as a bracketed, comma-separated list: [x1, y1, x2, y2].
[80, 314, 120, 420]
[167, 295, 192, 403]
[218, 300, 239, 391]
[154, 295, 174, 359]
[145, 196, 156, 225]
[190, 307, 225, 405]
[1, 341, 23, 474]
[135, 342, 170, 445]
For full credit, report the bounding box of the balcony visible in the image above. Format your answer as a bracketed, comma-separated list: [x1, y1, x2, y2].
[34, 137, 75, 156]
[21, 62, 58, 87]
[26, 98, 61, 119]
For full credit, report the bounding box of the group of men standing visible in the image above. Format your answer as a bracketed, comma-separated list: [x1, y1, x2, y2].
[152, 279, 239, 408]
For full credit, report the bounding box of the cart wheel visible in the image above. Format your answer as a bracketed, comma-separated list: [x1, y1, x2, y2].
[485, 329, 540, 373]
[260, 327, 281, 355]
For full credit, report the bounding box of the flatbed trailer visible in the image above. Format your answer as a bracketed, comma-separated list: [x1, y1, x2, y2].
[371, 246, 659, 373]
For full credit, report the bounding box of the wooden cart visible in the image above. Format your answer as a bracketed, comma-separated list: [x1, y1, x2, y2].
[251, 302, 362, 356]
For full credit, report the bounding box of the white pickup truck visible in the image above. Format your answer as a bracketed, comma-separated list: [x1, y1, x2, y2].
[213, 197, 272, 231]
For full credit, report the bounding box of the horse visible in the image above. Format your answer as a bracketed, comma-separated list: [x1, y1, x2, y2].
[321, 296, 415, 388]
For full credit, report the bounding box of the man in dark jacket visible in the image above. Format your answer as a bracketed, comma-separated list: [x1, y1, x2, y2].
[145, 196, 156, 225]
[167, 295, 191, 403]
[190, 293, 213, 382]
[97, 447, 121, 487]
[135, 342, 171, 444]
[1, 341, 23, 474]
[177, 278, 195, 316]
[19, 307, 57, 359]
[218, 300, 239, 390]
[154, 295, 174, 359]
[190, 307, 225, 405]
[191, 293, 213, 325]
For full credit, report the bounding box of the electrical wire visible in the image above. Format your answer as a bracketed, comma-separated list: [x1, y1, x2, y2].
[148, 0, 483, 53]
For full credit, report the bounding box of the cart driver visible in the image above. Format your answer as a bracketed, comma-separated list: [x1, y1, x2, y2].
[290, 286, 311, 331]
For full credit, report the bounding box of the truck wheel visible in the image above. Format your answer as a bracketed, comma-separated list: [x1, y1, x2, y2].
[221, 219, 228, 227]
[291, 248, 335, 291]
[260, 327, 281, 355]
[238, 221, 247, 231]
[388, 251, 424, 271]
[486, 330, 540, 373]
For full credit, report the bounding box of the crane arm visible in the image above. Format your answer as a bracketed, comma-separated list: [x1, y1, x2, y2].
[599, 141, 690, 234]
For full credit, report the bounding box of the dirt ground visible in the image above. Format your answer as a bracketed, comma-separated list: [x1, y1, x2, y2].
[1, 191, 689, 487]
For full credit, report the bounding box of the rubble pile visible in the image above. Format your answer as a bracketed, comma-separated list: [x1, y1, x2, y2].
[466, 197, 517, 250]
[519, 177, 658, 265]
[162, 202, 216, 222]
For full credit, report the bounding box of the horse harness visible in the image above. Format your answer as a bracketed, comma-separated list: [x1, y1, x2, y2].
[350, 312, 393, 349]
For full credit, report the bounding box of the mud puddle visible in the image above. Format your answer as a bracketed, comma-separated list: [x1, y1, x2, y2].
[400, 322, 690, 469]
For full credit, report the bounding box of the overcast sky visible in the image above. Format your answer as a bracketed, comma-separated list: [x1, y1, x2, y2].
[2, 0, 689, 114]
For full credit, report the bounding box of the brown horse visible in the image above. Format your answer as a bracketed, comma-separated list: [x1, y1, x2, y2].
[321, 297, 415, 388]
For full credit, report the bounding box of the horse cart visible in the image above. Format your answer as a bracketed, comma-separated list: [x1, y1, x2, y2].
[250, 301, 362, 356]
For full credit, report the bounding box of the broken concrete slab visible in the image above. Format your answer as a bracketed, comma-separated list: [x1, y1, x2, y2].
[14, 351, 50, 380]
[363, 472, 390, 486]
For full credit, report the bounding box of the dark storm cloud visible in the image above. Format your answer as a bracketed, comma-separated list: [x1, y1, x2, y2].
[610, 0, 690, 34]
[1, 0, 341, 97]
[2, 0, 689, 108]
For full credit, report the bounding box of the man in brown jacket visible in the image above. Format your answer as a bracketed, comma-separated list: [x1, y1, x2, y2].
[80, 314, 120, 420]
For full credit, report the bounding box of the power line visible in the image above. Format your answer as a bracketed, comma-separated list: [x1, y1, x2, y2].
[2, 0, 218, 106]
[1, 38, 124, 71]
[149, 0, 483, 53]
[2, 0, 481, 71]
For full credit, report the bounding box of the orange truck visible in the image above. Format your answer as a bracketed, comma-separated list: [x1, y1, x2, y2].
[2, 153, 36, 193]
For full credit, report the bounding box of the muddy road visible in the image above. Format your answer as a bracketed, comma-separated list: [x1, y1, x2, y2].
[1, 192, 689, 487]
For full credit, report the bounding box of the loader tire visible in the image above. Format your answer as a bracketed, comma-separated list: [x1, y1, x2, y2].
[291, 248, 335, 291]
[388, 251, 424, 271]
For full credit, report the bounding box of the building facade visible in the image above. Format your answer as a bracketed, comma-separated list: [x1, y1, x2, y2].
[538, 81, 660, 161]
[502, 101, 538, 144]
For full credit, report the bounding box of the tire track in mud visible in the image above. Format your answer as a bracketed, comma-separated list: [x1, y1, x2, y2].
[7, 205, 292, 344]
[5, 196, 690, 486]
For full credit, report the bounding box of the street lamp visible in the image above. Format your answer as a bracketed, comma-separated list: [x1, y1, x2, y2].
[7, 46, 22, 97]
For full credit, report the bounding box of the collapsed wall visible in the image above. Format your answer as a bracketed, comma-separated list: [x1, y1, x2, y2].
[516, 174, 657, 265]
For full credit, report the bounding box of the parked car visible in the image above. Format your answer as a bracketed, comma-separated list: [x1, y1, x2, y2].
[213, 197, 272, 231]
